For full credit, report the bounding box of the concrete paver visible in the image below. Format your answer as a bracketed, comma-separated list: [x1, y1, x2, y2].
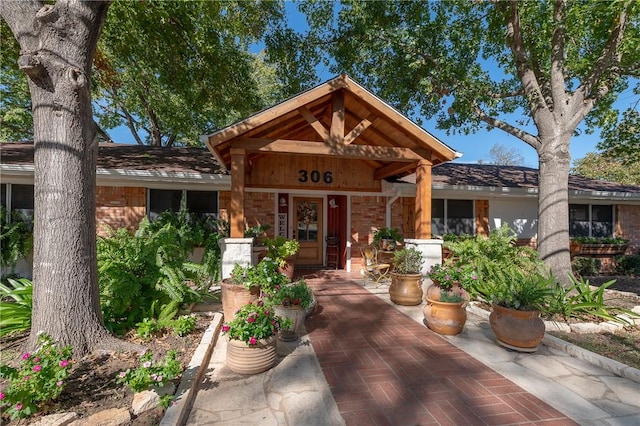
[179, 270, 640, 426]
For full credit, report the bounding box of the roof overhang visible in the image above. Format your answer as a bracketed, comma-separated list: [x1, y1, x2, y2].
[201, 74, 459, 181]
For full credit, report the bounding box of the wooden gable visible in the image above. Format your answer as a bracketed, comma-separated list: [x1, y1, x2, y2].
[203, 74, 458, 183]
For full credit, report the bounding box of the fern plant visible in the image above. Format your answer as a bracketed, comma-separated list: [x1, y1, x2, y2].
[0, 207, 33, 269]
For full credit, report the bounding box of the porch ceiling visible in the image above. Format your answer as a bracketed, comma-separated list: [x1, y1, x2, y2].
[202, 74, 458, 180]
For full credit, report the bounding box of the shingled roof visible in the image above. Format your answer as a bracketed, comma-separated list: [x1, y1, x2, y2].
[2, 142, 639, 195]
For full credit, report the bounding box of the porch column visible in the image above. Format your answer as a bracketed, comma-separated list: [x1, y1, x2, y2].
[414, 159, 432, 239]
[230, 148, 246, 238]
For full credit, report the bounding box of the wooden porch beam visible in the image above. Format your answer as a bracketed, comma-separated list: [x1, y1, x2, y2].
[235, 138, 424, 162]
[414, 159, 432, 239]
[230, 148, 246, 238]
[329, 91, 345, 146]
[298, 106, 330, 141]
[344, 114, 376, 145]
[374, 161, 419, 180]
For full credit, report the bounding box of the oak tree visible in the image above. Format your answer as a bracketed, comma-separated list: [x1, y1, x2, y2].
[301, 0, 640, 281]
[0, 0, 124, 355]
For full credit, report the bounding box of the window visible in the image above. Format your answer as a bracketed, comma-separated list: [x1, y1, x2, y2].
[10, 184, 34, 224]
[569, 204, 613, 238]
[148, 189, 218, 220]
[431, 199, 474, 236]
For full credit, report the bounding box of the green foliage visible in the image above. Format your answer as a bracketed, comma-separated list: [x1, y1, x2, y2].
[244, 224, 271, 239]
[264, 236, 300, 267]
[94, 1, 288, 146]
[572, 236, 629, 244]
[229, 257, 290, 295]
[135, 313, 198, 340]
[392, 247, 424, 275]
[372, 227, 403, 248]
[97, 218, 202, 333]
[267, 279, 313, 309]
[0, 277, 32, 337]
[474, 263, 554, 311]
[0, 334, 73, 420]
[427, 263, 477, 291]
[0, 207, 33, 269]
[598, 109, 640, 166]
[572, 152, 640, 186]
[545, 275, 640, 324]
[221, 299, 289, 346]
[117, 349, 182, 408]
[571, 256, 601, 277]
[615, 254, 640, 276]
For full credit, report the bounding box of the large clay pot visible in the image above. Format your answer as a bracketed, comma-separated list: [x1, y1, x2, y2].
[389, 272, 423, 305]
[226, 335, 277, 375]
[489, 304, 545, 352]
[273, 305, 305, 341]
[423, 298, 467, 335]
[221, 280, 259, 323]
[278, 259, 295, 280]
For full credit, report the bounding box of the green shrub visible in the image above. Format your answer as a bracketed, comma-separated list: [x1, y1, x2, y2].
[0, 207, 33, 269]
[545, 275, 640, 324]
[571, 256, 601, 277]
[116, 350, 182, 407]
[615, 254, 640, 276]
[0, 277, 32, 337]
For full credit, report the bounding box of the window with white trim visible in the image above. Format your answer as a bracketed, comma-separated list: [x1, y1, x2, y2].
[148, 189, 218, 221]
[569, 204, 613, 238]
[1, 184, 34, 224]
[432, 199, 474, 236]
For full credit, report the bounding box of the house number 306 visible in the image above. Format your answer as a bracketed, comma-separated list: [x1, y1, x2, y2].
[298, 170, 333, 184]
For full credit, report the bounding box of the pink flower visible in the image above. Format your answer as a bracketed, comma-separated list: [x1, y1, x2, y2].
[247, 316, 256, 323]
[23, 376, 30, 381]
[34, 357, 41, 363]
[249, 336, 257, 345]
[59, 360, 69, 368]
[15, 403, 23, 411]
[156, 376, 163, 382]
[0, 392, 4, 400]
[143, 361, 152, 368]
[118, 371, 127, 378]
[221, 325, 230, 332]
[21, 353, 30, 360]
[56, 381, 63, 386]
[151, 374, 157, 380]
[33, 365, 42, 372]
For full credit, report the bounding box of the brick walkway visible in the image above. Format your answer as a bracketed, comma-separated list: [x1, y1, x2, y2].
[303, 271, 576, 425]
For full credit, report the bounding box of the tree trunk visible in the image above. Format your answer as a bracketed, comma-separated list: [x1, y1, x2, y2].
[537, 134, 573, 284]
[0, 1, 125, 356]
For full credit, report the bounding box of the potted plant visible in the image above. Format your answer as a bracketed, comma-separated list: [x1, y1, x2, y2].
[372, 227, 403, 251]
[476, 262, 554, 352]
[267, 279, 314, 341]
[221, 299, 290, 374]
[221, 257, 290, 322]
[423, 262, 477, 335]
[264, 236, 300, 280]
[388, 247, 424, 305]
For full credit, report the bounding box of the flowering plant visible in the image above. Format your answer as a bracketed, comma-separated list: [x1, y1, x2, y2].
[230, 257, 290, 295]
[0, 333, 73, 420]
[116, 349, 182, 407]
[268, 279, 313, 308]
[427, 263, 477, 291]
[221, 299, 290, 345]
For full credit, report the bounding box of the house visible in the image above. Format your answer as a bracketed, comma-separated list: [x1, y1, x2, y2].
[2, 75, 639, 278]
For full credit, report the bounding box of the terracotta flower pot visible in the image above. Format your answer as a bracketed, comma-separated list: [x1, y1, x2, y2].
[489, 304, 545, 352]
[226, 335, 277, 375]
[273, 305, 305, 341]
[220, 280, 259, 323]
[423, 297, 467, 335]
[389, 272, 423, 305]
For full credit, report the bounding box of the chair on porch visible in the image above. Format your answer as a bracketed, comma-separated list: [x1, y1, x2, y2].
[360, 244, 391, 288]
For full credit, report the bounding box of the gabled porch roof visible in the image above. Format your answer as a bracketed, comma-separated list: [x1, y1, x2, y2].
[201, 74, 459, 181]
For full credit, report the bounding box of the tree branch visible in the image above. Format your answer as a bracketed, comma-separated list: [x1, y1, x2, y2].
[550, 0, 567, 114]
[0, 1, 41, 51]
[475, 105, 541, 150]
[503, 1, 548, 115]
[573, 1, 632, 111]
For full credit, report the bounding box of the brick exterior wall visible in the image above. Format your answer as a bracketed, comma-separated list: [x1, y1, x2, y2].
[616, 204, 640, 253]
[244, 192, 276, 237]
[96, 186, 146, 235]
